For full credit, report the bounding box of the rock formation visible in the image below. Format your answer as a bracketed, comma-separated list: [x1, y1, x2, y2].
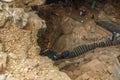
[0, 1, 71, 80]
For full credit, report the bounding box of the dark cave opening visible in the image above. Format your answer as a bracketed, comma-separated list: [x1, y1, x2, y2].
[32, 0, 120, 58]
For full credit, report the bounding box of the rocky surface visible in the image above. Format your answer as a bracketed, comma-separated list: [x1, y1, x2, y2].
[0, 0, 120, 80]
[53, 17, 111, 52]
[0, 52, 7, 72]
[0, 1, 71, 80]
[29, 2, 120, 79]
[3, 0, 45, 7]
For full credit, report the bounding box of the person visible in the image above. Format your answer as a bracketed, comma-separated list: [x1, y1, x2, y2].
[111, 32, 116, 41]
[115, 33, 120, 40]
[110, 32, 120, 41]
[80, 9, 86, 16]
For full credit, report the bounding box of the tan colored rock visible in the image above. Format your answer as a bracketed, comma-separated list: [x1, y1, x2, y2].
[0, 11, 8, 28]
[0, 7, 46, 57]
[0, 5, 71, 80]
[6, 76, 19, 80]
[75, 59, 110, 80]
[0, 27, 31, 58]
[61, 16, 82, 34]
[27, 12, 47, 45]
[0, 52, 7, 72]
[25, 0, 46, 6]
[0, 43, 4, 52]
[75, 73, 94, 80]
[5, 55, 71, 80]
[80, 59, 107, 72]
[9, 0, 45, 8]
[10, 8, 29, 28]
[53, 18, 110, 52]
[113, 57, 120, 80]
[98, 4, 120, 24]
[104, 4, 118, 16]
[8, 53, 17, 59]
[38, 70, 71, 80]
[1, 0, 14, 3]
[98, 11, 110, 21]
[0, 74, 6, 80]
[0, 4, 29, 28]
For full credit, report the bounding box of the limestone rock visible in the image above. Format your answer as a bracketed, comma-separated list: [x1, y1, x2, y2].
[0, 4, 71, 80]
[98, 3, 120, 24]
[9, 0, 45, 8]
[0, 3, 29, 28]
[75, 59, 111, 80]
[26, 0, 46, 6]
[38, 70, 71, 80]
[5, 55, 71, 80]
[113, 57, 120, 80]
[27, 12, 47, 44]
[53, 18, 110, 52]
[0, 52, 7, 72]
[0, 74, 6, 80]
[1, 0, 14, 3]
[0, 7, 46, 57]
[98, 11, 110, 21]
[104, 4, 118, 16]
[8, 53, 17, 59]
[0, 11, 8, 28]
[61, 16, 82, 34]
[6, 76, 19, 80]
[0, 43, 4, 52]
